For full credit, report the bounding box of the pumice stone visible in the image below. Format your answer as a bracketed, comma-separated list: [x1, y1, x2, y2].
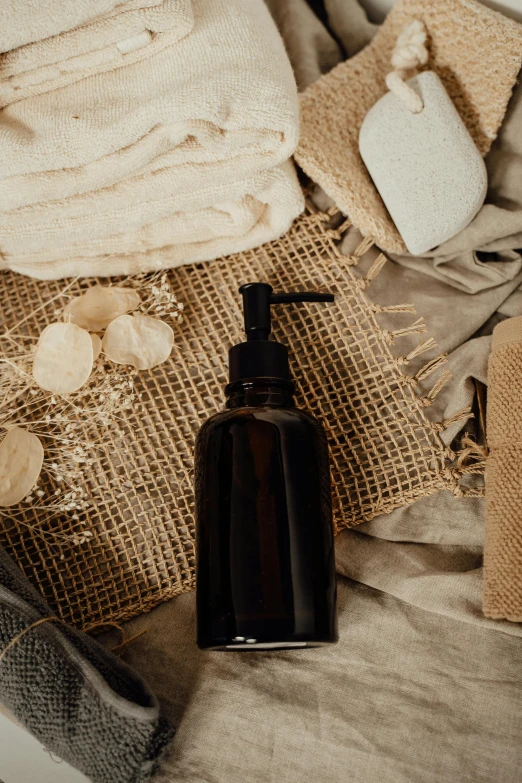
[359, 71, 488, 255]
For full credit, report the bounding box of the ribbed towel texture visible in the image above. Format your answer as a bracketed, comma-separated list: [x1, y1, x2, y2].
[0, 0, 303, 279]
[1, 0, 130, 52]
[484, 316, 522, 622]
[0, 546, 171, 783]
[0, 1, 195, 107]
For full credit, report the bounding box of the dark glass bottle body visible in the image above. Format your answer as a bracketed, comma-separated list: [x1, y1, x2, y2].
[195, 377, 338, 651]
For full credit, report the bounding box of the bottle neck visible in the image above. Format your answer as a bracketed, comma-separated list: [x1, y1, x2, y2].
[225, 378, 295, 409]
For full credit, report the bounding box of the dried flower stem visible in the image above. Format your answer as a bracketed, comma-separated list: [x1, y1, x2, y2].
[1, 273, 183, 555]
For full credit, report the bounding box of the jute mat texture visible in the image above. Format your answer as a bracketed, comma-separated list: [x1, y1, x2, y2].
[0, 205, 481, 629]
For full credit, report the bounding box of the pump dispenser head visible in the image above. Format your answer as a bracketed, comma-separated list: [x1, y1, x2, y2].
[228, 282, 334, 384]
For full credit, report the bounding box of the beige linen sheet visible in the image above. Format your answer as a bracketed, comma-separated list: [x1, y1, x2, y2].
[117, 5, 522, 781]
[121, 526, 522, 783]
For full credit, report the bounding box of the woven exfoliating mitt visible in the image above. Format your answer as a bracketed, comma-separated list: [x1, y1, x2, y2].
[484, 316, 522, 622]
[295, 0, 522, 254]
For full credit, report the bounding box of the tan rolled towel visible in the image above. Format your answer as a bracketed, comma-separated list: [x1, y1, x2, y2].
[0, 0, 194, 108]
[484, 316, 522, 622]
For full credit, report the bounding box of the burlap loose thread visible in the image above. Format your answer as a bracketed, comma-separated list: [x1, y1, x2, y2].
[0, 616, 62, 665]
[0, 615, 148, 664]
[0, 204, 483, 630]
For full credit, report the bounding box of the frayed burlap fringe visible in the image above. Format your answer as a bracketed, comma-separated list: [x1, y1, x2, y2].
[0, 204, 482, 629]
[295, 0, 522, 254]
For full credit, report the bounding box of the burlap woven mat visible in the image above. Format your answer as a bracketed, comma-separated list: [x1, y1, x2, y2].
[0, 204, 482, 629]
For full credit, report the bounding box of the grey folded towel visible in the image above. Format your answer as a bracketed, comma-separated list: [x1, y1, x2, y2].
[0, 547, 172, 783]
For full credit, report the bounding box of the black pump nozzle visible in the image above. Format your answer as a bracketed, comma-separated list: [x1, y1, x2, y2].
[239, 282, 334, 341]
[229, 282, 335, 384]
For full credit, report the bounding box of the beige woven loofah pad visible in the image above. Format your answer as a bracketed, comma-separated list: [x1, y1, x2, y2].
[295, 0, 522, 254]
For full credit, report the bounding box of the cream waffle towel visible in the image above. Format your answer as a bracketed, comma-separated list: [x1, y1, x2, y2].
[0, 0, 303, 279]
[0, 1, 194, 107]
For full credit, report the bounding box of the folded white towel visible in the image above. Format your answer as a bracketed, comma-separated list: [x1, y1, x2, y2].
[0, 0, 194, 108]
[1, 0, 127, 53]
[0, 158, 303, 255]
[0, 0, 303, 279]
[2, 162, 304, 279]
[0, 0, 299, 204]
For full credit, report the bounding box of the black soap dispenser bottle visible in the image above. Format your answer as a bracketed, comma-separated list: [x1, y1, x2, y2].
[195, 283, 338, 651]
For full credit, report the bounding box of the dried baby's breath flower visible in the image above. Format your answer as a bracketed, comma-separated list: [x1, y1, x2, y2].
[1, 271, 183, 553]
[136, 272, 184, 321]
[1, 340, 135, 539]
[33, 322, 93, 394]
